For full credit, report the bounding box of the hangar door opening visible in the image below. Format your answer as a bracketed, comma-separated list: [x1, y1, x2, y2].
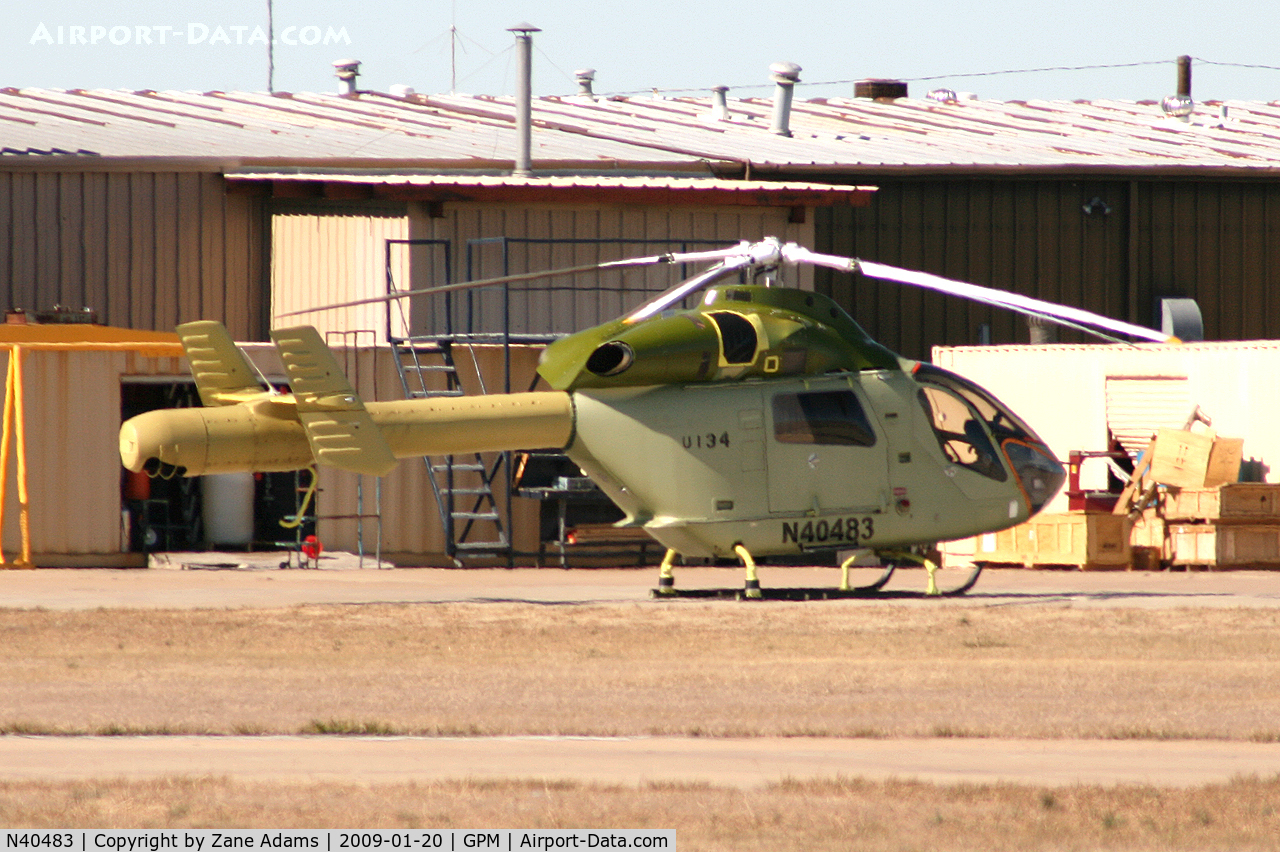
[120, 380, 315, 554]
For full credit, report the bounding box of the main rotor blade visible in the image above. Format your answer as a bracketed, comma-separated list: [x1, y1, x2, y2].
[624, 255, 755, 323]
[274, 242, 754, 321]
[274, 259, 646, 319]
[624, 239, 790, 322]
[856, 260, 1173, 343]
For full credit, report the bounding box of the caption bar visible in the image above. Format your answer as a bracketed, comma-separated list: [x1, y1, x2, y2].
[5, 831, 674, 851]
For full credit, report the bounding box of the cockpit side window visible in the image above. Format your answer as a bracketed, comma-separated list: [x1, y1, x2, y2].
[774, 390, 877, 447]
[917, 386, 1008, 481]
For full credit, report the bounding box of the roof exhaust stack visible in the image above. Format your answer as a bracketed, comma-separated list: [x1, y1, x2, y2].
[708, 85, 730, 121]
[1161, 55, 1195, 121]
[855, 79, 909, 100]
[508, 22, 541, 177]
[574, 68, 597, 100]
[333, 59, 361, 97]
[769, 61, 801, 137]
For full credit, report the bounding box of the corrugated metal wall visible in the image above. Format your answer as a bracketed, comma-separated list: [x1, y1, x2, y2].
[816, 179, 1280, 362]
[408, 204, 814, 339]
[0, 348, 188, 563]
[270, 202, 813, 341]
[816, 180, 1130, 360]
[1131, 181, 1280, 342]
[0, 169, 267, 339]
[271, 208, 410, 338]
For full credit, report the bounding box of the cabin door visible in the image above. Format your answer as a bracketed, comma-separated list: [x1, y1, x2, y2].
[765, 377, 888, 517]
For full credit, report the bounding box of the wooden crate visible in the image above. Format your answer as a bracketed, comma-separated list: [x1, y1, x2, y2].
[1130, 509, 1166, 548]
[1169, 523, 1280, 567]
[1162, 484, 1280, 523]
[973, 513, 1131, 570]
[1148, 429, 1243, 489]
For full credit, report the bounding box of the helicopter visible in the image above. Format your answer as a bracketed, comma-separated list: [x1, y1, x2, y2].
[119, 238, 1173, 597]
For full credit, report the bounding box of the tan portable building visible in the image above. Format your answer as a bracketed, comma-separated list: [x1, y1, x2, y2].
[933, 340, 1280, 515]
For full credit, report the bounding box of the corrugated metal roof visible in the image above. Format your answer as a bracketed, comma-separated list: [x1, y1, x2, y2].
[6, 86, 1280, 174]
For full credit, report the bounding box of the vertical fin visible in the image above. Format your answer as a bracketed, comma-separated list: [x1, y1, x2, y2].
[178, 321, 265, 406]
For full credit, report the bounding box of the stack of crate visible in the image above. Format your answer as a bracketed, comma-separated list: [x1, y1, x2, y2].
[1158, 484, 1280, 568]
[968, 512, 1131, 570]
[956, 427, 1277, 571]
[1127, 427, 1280, 568]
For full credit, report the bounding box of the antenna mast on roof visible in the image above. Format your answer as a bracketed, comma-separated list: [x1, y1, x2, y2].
[267, 0, 275, 92]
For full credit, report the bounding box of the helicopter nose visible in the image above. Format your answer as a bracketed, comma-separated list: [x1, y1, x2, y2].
[1003, 441, 1066, 515]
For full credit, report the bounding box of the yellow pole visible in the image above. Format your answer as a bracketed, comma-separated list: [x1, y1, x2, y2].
[12, 347, 31, 567]
[0, 355, 13, 566]
[0, 338, 182, 569]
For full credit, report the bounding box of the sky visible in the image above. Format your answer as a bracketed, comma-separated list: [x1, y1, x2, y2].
[5, 0, 1280, 104]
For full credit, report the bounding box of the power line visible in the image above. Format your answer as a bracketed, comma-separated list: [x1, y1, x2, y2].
[1193, 57, 1280, 73]
[597, 58, 1278, 100]
[903, 59, 1170, 83]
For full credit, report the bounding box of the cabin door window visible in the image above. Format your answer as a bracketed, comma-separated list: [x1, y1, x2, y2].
[766, 383, 885, 515]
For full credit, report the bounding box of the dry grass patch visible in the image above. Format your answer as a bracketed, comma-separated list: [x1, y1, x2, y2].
[1, 603, 1279, 739]
[2, 775, 1280, 851]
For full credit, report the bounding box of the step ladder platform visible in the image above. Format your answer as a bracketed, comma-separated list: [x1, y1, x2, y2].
[391, 332, 512, 565]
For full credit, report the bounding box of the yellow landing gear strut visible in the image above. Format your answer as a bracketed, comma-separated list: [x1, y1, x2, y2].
[734, 543, 761, 599]
[839, 553, 897, 594]
[873, 550, 941, 595]
[655, 549, 678, 596]
[650, 548, 982, 600]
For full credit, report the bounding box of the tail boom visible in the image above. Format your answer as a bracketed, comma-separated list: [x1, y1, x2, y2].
[120, 391, 574, 478]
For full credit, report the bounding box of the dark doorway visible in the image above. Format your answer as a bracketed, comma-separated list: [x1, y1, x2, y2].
[119, 381, 314, 553]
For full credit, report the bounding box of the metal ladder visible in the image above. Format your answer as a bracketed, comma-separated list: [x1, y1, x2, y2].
[390, 336, 512, 565]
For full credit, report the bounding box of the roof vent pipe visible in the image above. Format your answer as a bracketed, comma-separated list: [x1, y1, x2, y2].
[333, 59, 361, 96]
[769, 61, 801, 137]
[575, 68, 597, 100]
[1162, 55, 1195, 120]
[508, 23, 541, 177]
[709, 85, 730, 120]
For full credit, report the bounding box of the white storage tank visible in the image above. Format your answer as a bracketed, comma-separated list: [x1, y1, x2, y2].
[201, 472, 255, 546]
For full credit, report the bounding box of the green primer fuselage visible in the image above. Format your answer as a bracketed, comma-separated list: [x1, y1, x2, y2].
[536, 285, 1059, 559]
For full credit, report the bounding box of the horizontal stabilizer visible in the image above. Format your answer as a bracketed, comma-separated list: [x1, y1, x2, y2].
[270, 326, 397, 476]
[178, 321, 266, 406]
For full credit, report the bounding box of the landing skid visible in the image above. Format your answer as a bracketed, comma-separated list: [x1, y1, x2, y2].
[651, 562, 983, 600]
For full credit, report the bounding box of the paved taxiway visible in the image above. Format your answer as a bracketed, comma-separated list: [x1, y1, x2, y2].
[3, 564, 1279, 788]
[3, 563, 1279, 610]
[3, 735, 1279, 789]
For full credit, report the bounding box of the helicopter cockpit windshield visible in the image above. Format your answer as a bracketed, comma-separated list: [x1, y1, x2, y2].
[914, 364, 1038, 444]
[913, 363, 1065, 512]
